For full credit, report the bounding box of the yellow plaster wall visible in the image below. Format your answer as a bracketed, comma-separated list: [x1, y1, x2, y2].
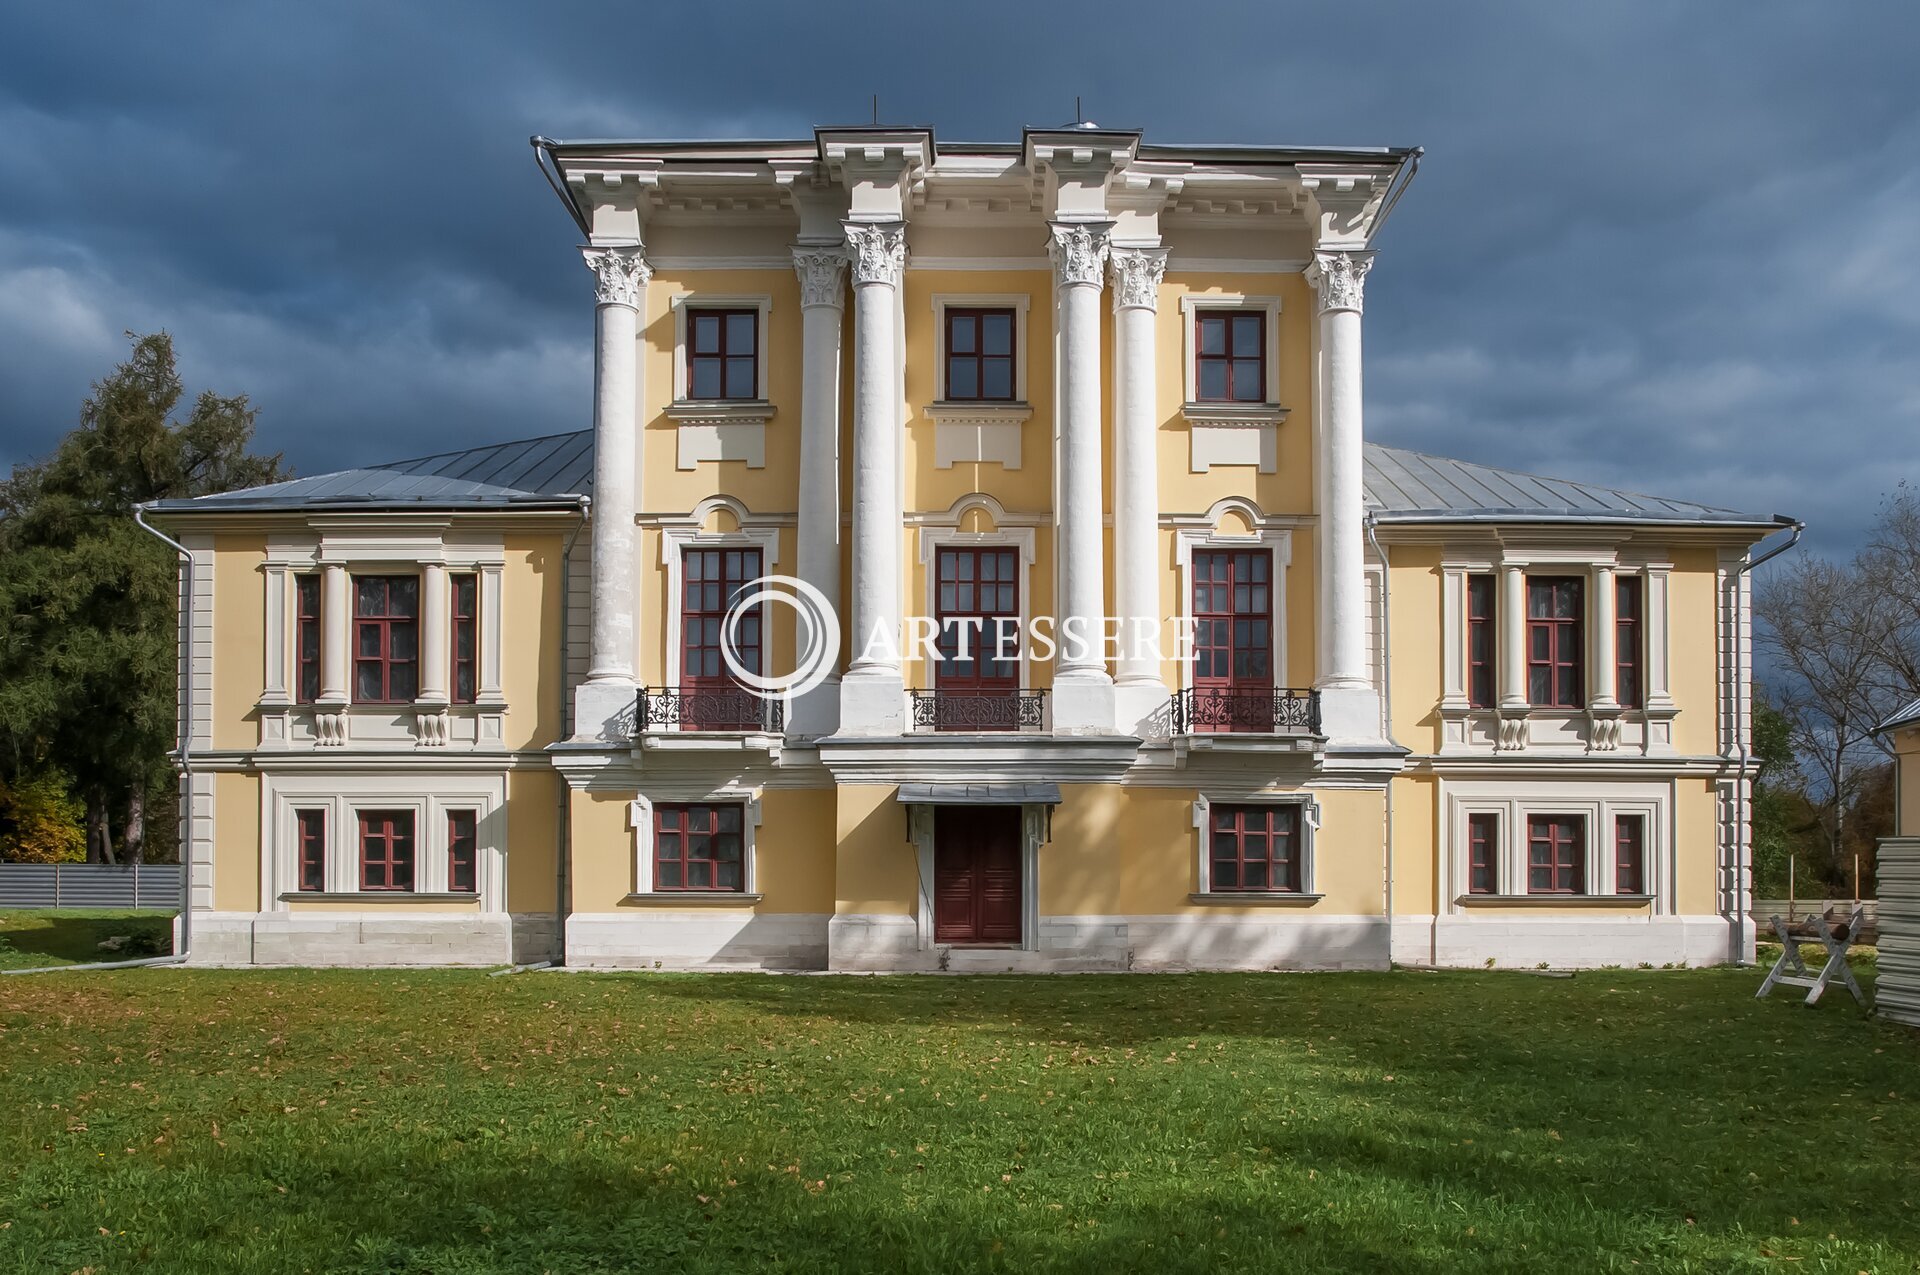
[1667, 550, 1723, 758]
[212, 772, 260, 913]
[755, 788, 838, 914]
[835, 784, 916, 917]
[639, 269, 804, 515]
[1897, 727, 1920, 836]
[212, 535, 267, 751]
[505, 769, 560, 915]
[1385, 547, 1445, 754]
[1675, 776, 1721, 916]
[1389, 773, 1441, 917]
[1042, 786, 1127, 916]
[500, 531, 568, 750]
[568, 788, 634, 913]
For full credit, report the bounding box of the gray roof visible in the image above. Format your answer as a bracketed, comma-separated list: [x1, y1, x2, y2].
[1363, 444, 1783, 528]
[1877, 698, 1920, 735]
[155, 429, 1785, 529]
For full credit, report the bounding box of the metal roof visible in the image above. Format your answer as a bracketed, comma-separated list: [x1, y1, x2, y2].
[1363, 444, 1783, 528]
[155, 429, 1784, 529]
[1877, 698, 1920, 735]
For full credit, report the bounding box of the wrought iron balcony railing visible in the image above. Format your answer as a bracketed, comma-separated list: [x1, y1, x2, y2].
[638, 687, 784, 733]
[910, 688, 1047, 733]
[1170, 686, 1321, 736]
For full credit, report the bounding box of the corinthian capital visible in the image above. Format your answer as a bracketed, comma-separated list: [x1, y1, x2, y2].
[1108, 246, 1168, 312]
[582, 246, 651, 308]
[1049, 222, 1111, 289]
[792, 245, 849, 308]
[1306, 249, 1374, 314]
[843, 222, 906, 288]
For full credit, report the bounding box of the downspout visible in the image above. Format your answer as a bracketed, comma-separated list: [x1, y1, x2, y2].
[1364, 148, 1423, 249]
[1729, 518, 1804, 965]
[553, 496, 590, 964]
[1363, 513, 1407, 966]
[530, 136, 593, 239]
[9, 504, 198, 975]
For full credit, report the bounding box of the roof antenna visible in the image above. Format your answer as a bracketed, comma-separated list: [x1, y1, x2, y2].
[1075, 95, 1082, 124]
[872, 94, 878, 125]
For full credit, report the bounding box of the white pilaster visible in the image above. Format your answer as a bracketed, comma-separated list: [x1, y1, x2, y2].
[1050, 221, 1116, 734]
[419, 561, 450, 705]
[1306, 248, 1380, 741]
[838, 221, 907, 735]
[1109, 245, 1169, 733]
[575, 244, 649, 742]
[1497, 560, 1528, 750]
[791, 244, 848, 738]
[319, 561, 350, 705]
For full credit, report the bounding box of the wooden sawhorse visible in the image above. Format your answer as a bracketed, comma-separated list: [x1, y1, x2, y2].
[1755, 903, 1867, 1007]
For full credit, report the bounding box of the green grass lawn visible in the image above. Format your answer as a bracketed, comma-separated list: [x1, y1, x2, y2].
[1, 963, 1915, 1273]
[0, 909, 174, 970]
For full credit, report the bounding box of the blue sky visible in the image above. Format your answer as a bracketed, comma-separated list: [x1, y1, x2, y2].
[2, 2, 1915, 553]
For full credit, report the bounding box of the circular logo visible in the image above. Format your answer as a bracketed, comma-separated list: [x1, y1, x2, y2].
[721, 574, 841, 701]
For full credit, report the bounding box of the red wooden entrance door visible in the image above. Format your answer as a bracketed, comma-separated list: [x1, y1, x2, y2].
[933, 806, 1022, 945]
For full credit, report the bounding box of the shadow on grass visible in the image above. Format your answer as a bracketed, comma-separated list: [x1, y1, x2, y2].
[0, 908, 174, 967]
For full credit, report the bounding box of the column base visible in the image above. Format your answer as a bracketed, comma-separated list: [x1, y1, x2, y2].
[1051, 671, 1117, 735]
[1112, 679, 1173, 737]
[787, 677, 842, 740]
[838, 671, 905, 736]
[1315, 683, 1383, 744]
[572, 678, 639, 743]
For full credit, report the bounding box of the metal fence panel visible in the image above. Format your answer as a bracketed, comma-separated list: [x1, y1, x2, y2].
[0, 863, 184, 910]
[1877, 839, 1920, 1028]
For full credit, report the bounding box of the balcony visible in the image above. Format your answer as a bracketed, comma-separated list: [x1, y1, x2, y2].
[1170, 687, 1320, 736]
[637, 687, 784, 734]
[910, 688, 1047, 733]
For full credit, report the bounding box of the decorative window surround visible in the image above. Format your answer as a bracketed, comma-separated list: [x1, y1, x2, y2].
[627, 789, 762, 897]
[1169, 498, 1294, 699]
[1436, 541, 1675, 757]
[261, 770, 506, 911]
[1443, 778, 1669, 913]
[906, 802, 1048, 952]
[669, 294, 776, 469]
[656, 496, 784, 721]
[260, 525, 508, 751]
[1190, 793, 1320, 898]
[1177, 294, 1287, 473]
[914, 494, 1039, 699]
[925, 293, 1033, 470]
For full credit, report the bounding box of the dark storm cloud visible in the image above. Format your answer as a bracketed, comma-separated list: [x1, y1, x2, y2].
[1, 1, 1915, 552]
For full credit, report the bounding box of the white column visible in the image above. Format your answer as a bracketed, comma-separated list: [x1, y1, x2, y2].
[1109, 246, 1168, 732]
[838, 221, 907, 735]
[1050, 221, 1115, 734]
[574, 245, 649, 741]
[419, 561, 449, 704]
[1590, 563, 1618, 711]
[790, 244, 848, 738]
[1499, 562, 1527, 711]
[319, 562, 350, 704]
[1306, 248, 1380, 741]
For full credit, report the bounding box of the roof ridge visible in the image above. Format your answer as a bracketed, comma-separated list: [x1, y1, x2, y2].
[371, 427, 592, 472]
[1365, 442, 1747, 516]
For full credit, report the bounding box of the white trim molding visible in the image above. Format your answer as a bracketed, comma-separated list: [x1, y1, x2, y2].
[1169, 497, 1295, 697]
[1177, 293, 1288, 473]
[1441, 776, 1672, 914]
[913, 493, 1040, 703]
[923, 293, 1033, 470]
[1190, 791, 1322, 898]
[627, 787, 763, 897]
[668, 293, 777, 469]
[655, 495, 784, 698]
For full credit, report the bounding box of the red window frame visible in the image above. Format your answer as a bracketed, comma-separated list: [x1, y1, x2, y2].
[943, 307, 1017, 402]
[447, 809, 477, 894]
[1209, 804, 1303, 893]
[452, 573, 478, 706]
[1527, 815, 1585, 895]
[296, 808, 326, 893]
[686, 308, 758, 401]
[296, 575, 321, 704]
[358, 810, 415, 892]
[1194, 311, 1266, 404]
[1615, 814, 1645, 895]
[653, 803, 746, 892]
[1526, 577, 1584, 709]
[1615, 575, 1642, 710]
[934, 547, 1020, 691]
[353, 575, 419, 704]
[1467, 812, 1499, 895]
[681, 547, 763, 691]
[1467, 574, 1496, 710]
[1190, 548, 1273, 731]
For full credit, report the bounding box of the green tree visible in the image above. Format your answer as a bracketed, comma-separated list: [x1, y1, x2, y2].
[0, 333, 284, 862]
[1749, 694, 1803, 899]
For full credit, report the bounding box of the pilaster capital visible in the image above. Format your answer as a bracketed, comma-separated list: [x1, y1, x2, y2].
[1107, 246, 1168, 312]
[792, 245, 849, 308]
[1306, 249, 1374, 315]
[582, 245, 651, 308]
[843, 221, 906, 288]
[1049, 221, 1111, 289]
